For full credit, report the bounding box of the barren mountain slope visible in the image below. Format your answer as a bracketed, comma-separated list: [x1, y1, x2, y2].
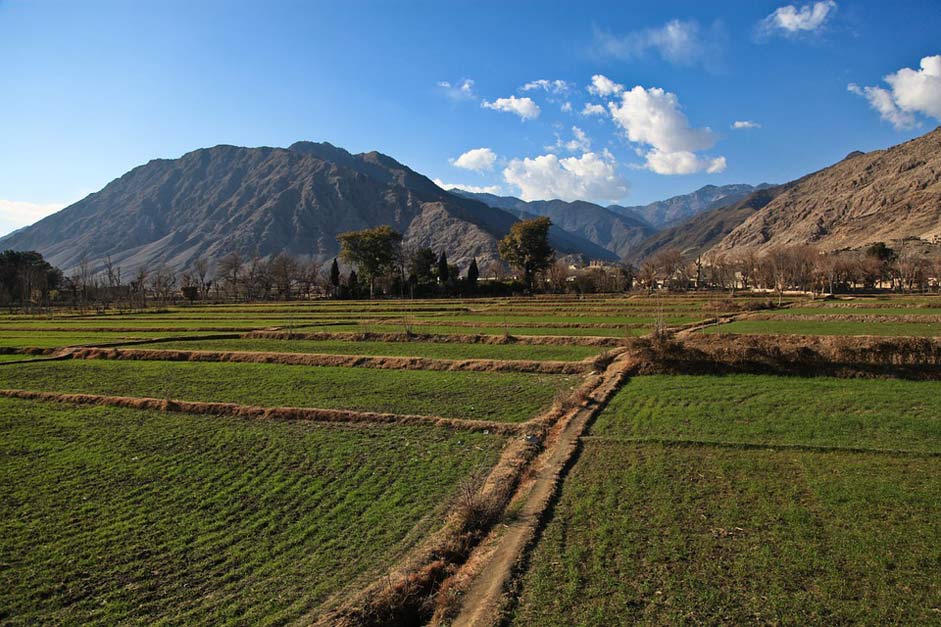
[713, 128, 941, 253]
[0, 143, 615, 274]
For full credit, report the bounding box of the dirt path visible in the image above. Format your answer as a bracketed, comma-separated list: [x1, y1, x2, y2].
[434, 352, 639, 627]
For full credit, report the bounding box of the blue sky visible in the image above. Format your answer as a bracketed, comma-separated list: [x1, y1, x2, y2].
[1, 0, 940, 234]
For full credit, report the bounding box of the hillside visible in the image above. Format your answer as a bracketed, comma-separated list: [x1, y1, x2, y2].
[0, 143, 615, 275]
[628, 186, 785, 261]
[451, 191, 656, 260]
[610, 183, 769, 229]
[712, 128, 941, 253]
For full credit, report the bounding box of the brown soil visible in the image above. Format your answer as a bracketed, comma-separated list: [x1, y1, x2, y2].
[0, 389, 521, 435]
[60, 347, 591, 375]
[246, 331, 625, 347]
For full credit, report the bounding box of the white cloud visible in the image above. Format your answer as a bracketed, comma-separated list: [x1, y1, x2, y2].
[566, 127, 591, 152]
[521, 79, 572, 95]
[849, 55, 941, 129]
[587, 74, 624, 97]
[451, 147, 497, 172]
[481, 95, 541, 120]
[759, 1, 837, 36]
[0, 199, 65, 234]
[593, 19, 725, 70]
[608, 85, 726, 175]
[433, 179, 503, 195]
[561, 101, 573, 113]
[503, 150, 629, 203]
[437, 79, 476, 101]
[581, 103, 607, 116]
[732, 120, 761, 129]
[645, 150, 727, 175]
[848, 84, 915, 129]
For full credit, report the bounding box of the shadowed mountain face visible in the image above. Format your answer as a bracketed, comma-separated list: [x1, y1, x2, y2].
[0, 143, 616, 275]
[450, 191, 656, 260]
[711, 128, 941, 253]
[626, 187, 785, 262]
[610, 183, 771, 229]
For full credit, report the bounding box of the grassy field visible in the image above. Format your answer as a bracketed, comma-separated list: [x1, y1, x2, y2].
[511, 442, 941, 626]
[702, 319, 941, 336]
[1, 359, 576, 422]
[0, 396, 505, 625]
[295, 323, 649, 337]
[0, 331, 222, 349]
[135, 338, 604, 361]
[591, 374, 941, 452]
[511, 373, 941, 626]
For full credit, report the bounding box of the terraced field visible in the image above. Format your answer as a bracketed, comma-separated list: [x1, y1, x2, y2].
[509, 375, 941, 626]
[3, 292, 939, 624]
[0, 397, 505, 625]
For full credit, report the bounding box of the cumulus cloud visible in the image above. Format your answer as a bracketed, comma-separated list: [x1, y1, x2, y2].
[561, 101, 573, 113]
[437, 79, 476, 101]
[593, 19, 726, 71]
[451, 147, 497, 172]
[503, 150, 629, 203]
[520, 79, 572, 95]
[608, 85, 726, 175]
[732, 120, 761, 129]
[849, 55, 941, 129]
[481, 95, 541, 120]
[581, 103, 607, 116]
[0, 199, 65, 234]
[587, 74, 624, 97]
[433, 179, 503, 195]
[759, 1, 837, 37]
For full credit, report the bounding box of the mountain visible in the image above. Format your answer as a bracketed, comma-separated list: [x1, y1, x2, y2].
[627, 186, 785, 261]
[450, 191, 656, 260]
[711, 127, 941, 254]
[610, 183, 771, 229]
[0, 143, 615, 275]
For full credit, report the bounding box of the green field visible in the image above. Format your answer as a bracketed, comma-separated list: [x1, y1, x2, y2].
[136, 338, 603, 362]
[703, 319, 941, 336]
[511, 442, 941, 626]
[0, 397, 505, 625]
[0, 331, 222, 349]
[1, 359, 576, 422]
[296, 323, 648, 337]
[511, 374, 941, 625]
[591, 374, 941, 452]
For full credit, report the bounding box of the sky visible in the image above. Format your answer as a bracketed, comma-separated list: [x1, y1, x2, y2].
[1, 0, 940, 235]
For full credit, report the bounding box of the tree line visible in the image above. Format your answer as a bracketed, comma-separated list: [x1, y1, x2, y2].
[4, 222, 938, 311]
[638, 241, 941, 299]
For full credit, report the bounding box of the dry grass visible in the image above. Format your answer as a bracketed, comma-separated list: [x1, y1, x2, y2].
[0, 389, 523, 435]
[62, 347, 592, 375]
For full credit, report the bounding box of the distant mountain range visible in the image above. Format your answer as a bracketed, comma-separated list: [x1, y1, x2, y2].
[0, 142, 615, 275]
[3, 128, 939, 276]
[610, 183, 773, 229]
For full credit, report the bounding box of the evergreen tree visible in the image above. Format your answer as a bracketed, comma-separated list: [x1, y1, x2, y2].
[329, 258, 340, 294]
[437, 251, 449, 284]
[467, 257, 479, 289]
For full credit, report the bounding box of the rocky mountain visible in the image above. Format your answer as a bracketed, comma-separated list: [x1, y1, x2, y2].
[711, 127, 941, 254]
[0, 143, 616, 275]
[627, 186, 785, 261]
[450, 191, 656, 260]
[610, 183, 771, 229]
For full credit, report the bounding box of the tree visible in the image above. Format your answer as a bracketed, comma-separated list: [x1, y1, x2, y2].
[466, 257, 479, 290]
[409, 247, 437, 287]
[0, 250, 62, 309]
[498, 216, 554, 292]
[329, 258, 340, 297]
[269, 253, 299, 300]
[337, 225, 403, 299]
[217, 251, 243, 300]
[437, 251, 450, 284]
